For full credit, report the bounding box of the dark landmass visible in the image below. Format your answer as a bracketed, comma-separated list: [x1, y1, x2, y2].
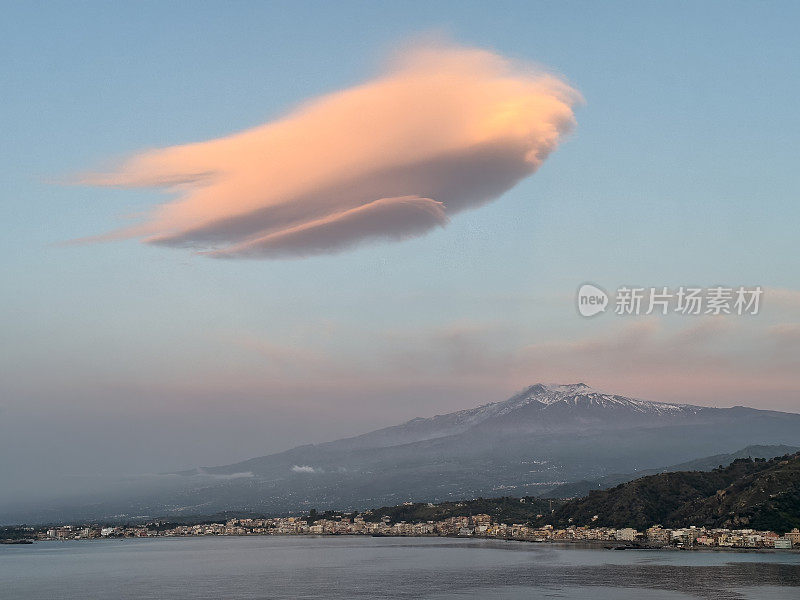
[358, 496, 560, 524]
[549, 452, 800, 533]
[5, 453, 799, 539]
[5, 384, 800, 525]
[358, 452, 800, 534]
[545, 444, 800, 498]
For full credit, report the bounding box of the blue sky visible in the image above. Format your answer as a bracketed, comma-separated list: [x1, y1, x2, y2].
[1, 1, 799, 495]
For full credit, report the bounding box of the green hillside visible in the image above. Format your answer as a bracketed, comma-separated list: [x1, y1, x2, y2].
[543, 444, 800, 498]
[549, 452, 800, 533]
[359, 496, 558, 524]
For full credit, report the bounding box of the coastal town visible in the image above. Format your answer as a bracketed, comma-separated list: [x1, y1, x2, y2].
[19, 512, 800, 550]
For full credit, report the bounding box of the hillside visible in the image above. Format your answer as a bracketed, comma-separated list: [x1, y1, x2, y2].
[359, 496, 559, 525]
[5, 383, 800, 524]
[545, 444, 800, 498]
[549, 452, 800, 533]
[336, 453, 800, 533]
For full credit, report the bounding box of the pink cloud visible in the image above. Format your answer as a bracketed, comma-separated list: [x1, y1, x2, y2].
[75, 41, 579, 258]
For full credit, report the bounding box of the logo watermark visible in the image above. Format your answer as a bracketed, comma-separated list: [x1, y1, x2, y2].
[577, 284, 609, 317]
[577, 285, 762, 317]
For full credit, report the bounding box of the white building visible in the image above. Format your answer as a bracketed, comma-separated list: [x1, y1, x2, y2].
[615, 528, 638, 541]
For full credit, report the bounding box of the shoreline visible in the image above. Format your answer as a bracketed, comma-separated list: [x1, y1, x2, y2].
[13, 534, 800, 554]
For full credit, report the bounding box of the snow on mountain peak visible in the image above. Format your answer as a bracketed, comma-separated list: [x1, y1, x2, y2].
[391, 382, 705, 441]
[495, 382, 699, 416]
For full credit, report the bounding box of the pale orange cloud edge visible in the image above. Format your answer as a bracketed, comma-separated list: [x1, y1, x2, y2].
[76, 41, 580, 258]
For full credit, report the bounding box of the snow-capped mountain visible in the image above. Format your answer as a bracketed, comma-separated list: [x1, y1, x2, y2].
[181, 382, 798, 490]
[326, 383, 709, 450]
[497, 383, 700, 414]
[10, 384, 800, 523]
[457, 382, 708, 422]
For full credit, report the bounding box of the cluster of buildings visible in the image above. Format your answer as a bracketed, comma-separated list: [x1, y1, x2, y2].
[544, 524, 800, 549]
[36, 516, 800, 550]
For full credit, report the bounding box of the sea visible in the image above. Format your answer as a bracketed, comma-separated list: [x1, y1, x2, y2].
[1, 536, 799, 599]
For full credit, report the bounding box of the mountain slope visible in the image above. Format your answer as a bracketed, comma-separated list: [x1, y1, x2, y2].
[193, 383, 728, 477]
[198, 384, 798, 481]
[4, 383, 800, 524]
[188, 383, 709, 474]
[152, 384, 800, 518]
[545, 444, 800, 498]
[549, 453, 800, 533]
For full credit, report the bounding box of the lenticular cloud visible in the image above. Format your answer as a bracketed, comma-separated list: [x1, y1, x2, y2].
[78, 42, 580, 258]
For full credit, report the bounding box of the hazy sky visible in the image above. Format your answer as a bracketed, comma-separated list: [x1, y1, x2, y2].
[1, 1, 799, 501]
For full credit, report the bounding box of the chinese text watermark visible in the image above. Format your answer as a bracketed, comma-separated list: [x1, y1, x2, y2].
[577, 285, 762, 318]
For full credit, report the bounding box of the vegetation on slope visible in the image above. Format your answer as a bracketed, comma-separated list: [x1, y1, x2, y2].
[549, 453, 800, 533]
[359, 496, 559, 524]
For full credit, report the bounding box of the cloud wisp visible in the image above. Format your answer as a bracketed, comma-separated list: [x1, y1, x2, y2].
[291, 465, 319, 474]
[77, 41, 579, 258]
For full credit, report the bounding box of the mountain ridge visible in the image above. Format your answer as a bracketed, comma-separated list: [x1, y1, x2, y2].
[4, 383, 800, 525]
[189, 382, 721, 474]
[549, 452, 800, 533]
[544, 444, 800, 498]
[195, 383, 792, 477]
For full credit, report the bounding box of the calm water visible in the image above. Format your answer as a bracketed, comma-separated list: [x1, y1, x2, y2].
[1, 536, 799, 599]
